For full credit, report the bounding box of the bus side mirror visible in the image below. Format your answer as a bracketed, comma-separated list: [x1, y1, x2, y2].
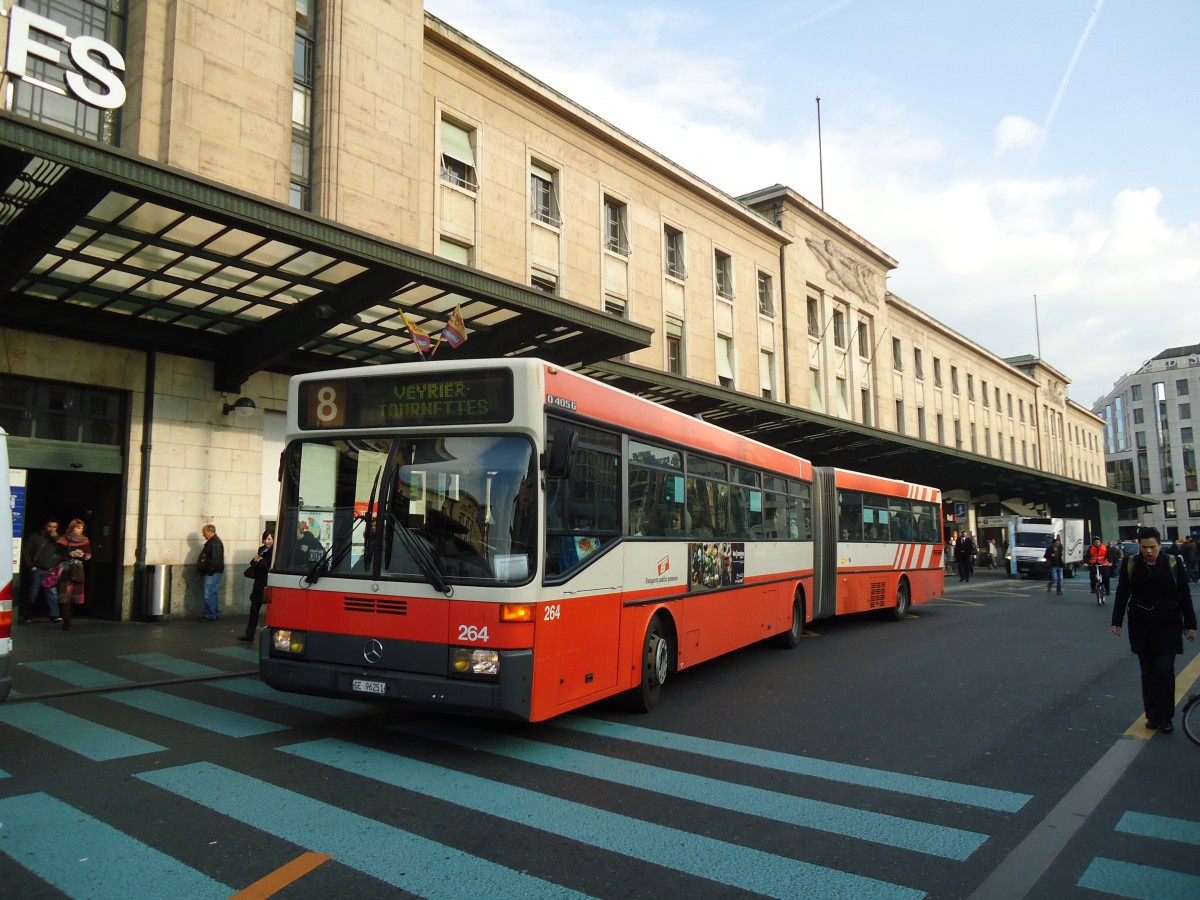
[546, 428, 577, 478]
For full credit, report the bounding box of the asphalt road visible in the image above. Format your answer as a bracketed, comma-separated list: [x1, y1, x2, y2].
[0, 571, 1197, 899]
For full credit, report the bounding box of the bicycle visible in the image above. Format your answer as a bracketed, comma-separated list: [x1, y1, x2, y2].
[1183, 692, 1200, 748]
[1089, 564, 1109, 606]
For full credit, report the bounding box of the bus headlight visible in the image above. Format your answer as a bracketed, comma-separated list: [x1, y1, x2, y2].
[450, 647, 499, 677]
[272, 629, 306, 655]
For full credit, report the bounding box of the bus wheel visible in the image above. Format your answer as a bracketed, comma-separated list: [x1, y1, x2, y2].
[890, 578, 911, 621]
[630, 614, 670, 712]
[774, 595, 804, 648]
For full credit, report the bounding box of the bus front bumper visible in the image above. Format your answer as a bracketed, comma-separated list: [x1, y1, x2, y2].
[259, 636, 533, 721]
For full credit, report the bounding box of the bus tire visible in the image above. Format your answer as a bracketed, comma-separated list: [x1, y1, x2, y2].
[890, 577, 911, 621]
[774, 593, 804, 648]
[629, 614, 671, 712]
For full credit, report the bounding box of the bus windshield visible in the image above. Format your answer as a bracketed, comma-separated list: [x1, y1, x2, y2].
[276, 434, 537, 586]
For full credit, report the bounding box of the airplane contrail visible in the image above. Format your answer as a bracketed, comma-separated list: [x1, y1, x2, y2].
[1027, 0, 1105, 173]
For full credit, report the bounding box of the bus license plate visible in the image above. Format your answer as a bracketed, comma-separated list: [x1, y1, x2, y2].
[352, 679, 387, 695]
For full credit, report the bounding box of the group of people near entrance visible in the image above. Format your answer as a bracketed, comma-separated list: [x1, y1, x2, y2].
[18, 519, 93, 630]
[20, 518, 273, 641]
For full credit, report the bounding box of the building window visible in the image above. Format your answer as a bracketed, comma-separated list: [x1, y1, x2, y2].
[951, 366, 960, 395]
[530, 272, 557, 294]
[1019, 399, 1025, 422]
[440, 118, 478, 190]
[985, 427, 991, 456]
[530, 161, 561, 226]
[1131, 384, 1143, 401]
[715, 252, 734, 299]
[290, 0, 317, 210]
[1188, 498, 1200, 516]
[971, 423, 977, 452]
[936, 413, 945, 445]
[604, 294, 626, 317]
[933, 358, 943, 388]
[664, 226, 686, 279]
[896, 400, 906, 435]
[807, 298, 821, 337]
[716, 335, 734, 388]
[912, 348, 924, 380]
[862, 389, 872, 425]
[1181, 402, 1192, 420]
[0, 376, 124, 445]
[832, 308, 846, 348]
[809, 369, 823, 413]
[967, 374, 975, 401]
[857, 319, 870, 358]
[836, 377, 849, 418]
[1133, 407, 1144, 424]
[892, 338, 903, 371]
[954, 419, 962, 449]
[1164, 499, 1177, 519]
[437, 238, 470, 265]
[9, 0, 126, 143]
[666, 318, 684, 375]
[982, 380, 989, 407]
[1177, 378, 1189, 396]
[917, 406, 926, 440]
[1007, 393, 1014, 417]
[757, 271, 775, 317]
[603, 197, 630, 255]
[760, 350, 775, 400]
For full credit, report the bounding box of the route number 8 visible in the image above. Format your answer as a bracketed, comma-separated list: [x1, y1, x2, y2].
[316, 386, 338, 423]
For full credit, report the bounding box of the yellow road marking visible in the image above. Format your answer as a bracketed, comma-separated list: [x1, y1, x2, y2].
[1121, 648, 1200, 739]
[229, 851, 332, 899]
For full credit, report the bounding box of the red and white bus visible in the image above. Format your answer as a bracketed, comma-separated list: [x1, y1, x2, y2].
[1, 428, 12, 703]
[260, 359, 942, 722]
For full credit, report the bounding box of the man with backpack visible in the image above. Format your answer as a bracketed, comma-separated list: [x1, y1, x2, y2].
[1111, 526, 1197, 734]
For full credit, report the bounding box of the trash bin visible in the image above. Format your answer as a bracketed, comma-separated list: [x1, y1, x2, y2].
[144, 564, 170, 621]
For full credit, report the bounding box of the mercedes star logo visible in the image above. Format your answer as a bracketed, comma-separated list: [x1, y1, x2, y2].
[363, 639, 384, 665]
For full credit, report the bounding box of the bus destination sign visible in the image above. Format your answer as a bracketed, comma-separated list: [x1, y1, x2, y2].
[299, 369, 514, 430]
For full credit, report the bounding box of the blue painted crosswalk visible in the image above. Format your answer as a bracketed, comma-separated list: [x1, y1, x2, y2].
[137, 761, 593, 899]
[0, 792, 231, 898]
[3, 656, 1194, 899]
[21, 659, 131, 689]
[281, 736, 925, 899]
[397, 719, 987, 860]
[0, 702, 165, 760]
[103, 687, 289, 738]
[558, 716, 1031, 813]
[1077, 810, 1200, 898]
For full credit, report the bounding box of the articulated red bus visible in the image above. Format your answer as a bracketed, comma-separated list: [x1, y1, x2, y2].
[260, 359, 942, 721]
[1, 429, 12, 703]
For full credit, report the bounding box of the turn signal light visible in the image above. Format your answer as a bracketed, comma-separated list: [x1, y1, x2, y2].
[500, 603, 535, 623]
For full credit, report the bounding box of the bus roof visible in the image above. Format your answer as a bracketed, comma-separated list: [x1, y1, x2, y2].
[827, 466, 941, 503]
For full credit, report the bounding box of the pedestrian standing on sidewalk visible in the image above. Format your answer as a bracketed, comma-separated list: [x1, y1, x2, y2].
[237, 530, 273, 643]
[1110, 526, 1196, 733]
[955, 531, 976, 583]
[1043, 536, 1065, 595]
[196, 523, 225, 622]
[19, 520, 64, 623]
[55, 519, 92, 630]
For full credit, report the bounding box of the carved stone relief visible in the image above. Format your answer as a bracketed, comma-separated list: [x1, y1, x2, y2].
[805, 238, 880, 306]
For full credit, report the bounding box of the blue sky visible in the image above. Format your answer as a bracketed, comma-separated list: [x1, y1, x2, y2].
[425, 0, 1199, 407]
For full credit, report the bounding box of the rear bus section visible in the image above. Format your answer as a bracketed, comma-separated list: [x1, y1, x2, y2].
[811, 467, 944, 621]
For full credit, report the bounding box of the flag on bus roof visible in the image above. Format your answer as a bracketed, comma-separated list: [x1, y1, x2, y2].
[440, 305, 468, 348]
[402, 313, 433, 353]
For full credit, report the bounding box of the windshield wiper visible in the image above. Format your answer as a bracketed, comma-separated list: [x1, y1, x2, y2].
[305, 472, 382, 584]
[389, 511, 453, 596]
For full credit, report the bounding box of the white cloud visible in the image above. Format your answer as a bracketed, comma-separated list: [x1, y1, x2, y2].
[995, 115, 1042, 156]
